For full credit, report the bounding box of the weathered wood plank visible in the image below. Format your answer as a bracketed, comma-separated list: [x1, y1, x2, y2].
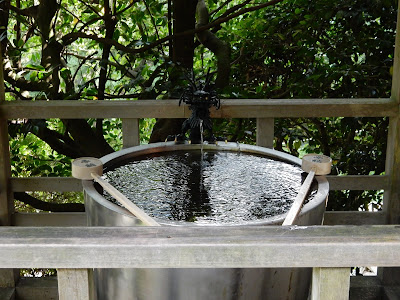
[326, 175, 388, 191]
[311, 267, 350, 300]
[374, 1, 400, 287]
[57, 269, 91, 300]
[0, 100, 186, 119]
[256, 118, 274, 148]
[11, 177, 82, 192]
[0, 98, 396, 119]
[0, 48, 12, 225]
[12, 212, 86, 227]
[383, 286, 400, 300]
[324, 211, 386, 225]
[122, 118, 140, 148]
[384, 116, 400, 224]
[349, 276, 382, 300]
[0, 226, 400, 269]
[16, 277, 58, 300]
[0, 119, 11, 225]
[0, 288, 14, 300]
[0, 48, 17, 293]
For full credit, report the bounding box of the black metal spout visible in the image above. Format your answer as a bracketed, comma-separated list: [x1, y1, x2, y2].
[173, 71, 221, 144]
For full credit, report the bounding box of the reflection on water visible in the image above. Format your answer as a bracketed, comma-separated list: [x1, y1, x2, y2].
[103, 151, 316, 225]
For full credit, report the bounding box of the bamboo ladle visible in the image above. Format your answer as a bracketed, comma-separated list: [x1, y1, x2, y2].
[72, 157, 160, 226]
[282, 154, 332, 226]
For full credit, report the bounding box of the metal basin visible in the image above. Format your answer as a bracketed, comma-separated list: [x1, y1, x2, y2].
[82, 142, 329, 300]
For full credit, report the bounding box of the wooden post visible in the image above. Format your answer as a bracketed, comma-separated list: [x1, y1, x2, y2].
[122, 118, 140, 148]
[384, 116, 400, 224]
[57, 269, 92, 300]
[0, 44, 17, 296]
[380, 0, 400, 286]
[256, 118, 274, 148]
[311, 268, 350, 300]
[0, 110, 11, 226]
[384, 0, 400, 224]
[0, 46, 12, 226]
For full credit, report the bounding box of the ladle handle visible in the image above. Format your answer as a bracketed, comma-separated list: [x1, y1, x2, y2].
[91, 172, 160, 226]
[282, 168, 316, 226]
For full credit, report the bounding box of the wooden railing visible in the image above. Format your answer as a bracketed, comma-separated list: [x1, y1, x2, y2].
[1, 98, 399, 299]
[1, 225, 400, 300]
[1, 98, 396, 227]
[0, 0, 399, 296]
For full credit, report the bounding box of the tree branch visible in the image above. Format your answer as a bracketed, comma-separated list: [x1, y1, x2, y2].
[196, 0, 231, 88]
[61, 0, 284, 54]
[14, 192, 85, 212]
[4, 68, 50, 92]
[8, 3, 38, 18]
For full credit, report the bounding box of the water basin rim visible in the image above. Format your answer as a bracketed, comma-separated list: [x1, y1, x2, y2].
[100, 142, 302, 166]
[83, 142, 329, 226]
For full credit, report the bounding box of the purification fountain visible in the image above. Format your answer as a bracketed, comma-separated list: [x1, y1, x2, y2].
[81, 75, 330, 300]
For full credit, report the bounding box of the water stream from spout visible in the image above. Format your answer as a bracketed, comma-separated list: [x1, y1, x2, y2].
[199, 119, 204, 147]
[199, 119, 204, 194]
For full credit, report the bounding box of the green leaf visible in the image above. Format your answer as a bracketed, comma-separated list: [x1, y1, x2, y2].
[26, 64, 45, 71]
[29, 71, 38, 82]
[60, 68, 71, 81]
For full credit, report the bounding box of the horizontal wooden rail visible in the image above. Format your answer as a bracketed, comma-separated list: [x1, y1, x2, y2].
[12, 212, 87, 226]
[0, 98, 397, 119]
[323, 211, 386, 225]
[10, 174, 388, 192]
[0, 225, 399, 269]
[11, 177, 82, 192]
[326, 175, 389, 190]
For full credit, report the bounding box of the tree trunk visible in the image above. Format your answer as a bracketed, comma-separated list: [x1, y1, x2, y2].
[149, 0, 198, 143]
[172, 0, 197, 69]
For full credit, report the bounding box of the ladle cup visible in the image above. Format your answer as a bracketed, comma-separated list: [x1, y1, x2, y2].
[282, 154, 332, 226]
[72, 157, 160, 226]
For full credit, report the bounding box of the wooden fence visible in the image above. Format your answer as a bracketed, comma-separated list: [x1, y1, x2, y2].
[0, 98, 399, 300]
[1, 98, 396, 228]
[1, 1, 400, 299]
[0, 225, 400, 300]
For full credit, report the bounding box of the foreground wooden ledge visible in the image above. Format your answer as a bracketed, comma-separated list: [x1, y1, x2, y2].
[0, 225, 399, 269]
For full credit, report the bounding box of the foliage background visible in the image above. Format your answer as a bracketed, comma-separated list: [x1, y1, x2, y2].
[3, 0, 397, 212]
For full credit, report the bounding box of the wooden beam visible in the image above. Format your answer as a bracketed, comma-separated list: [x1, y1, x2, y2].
[0, 226, 400, 269]
[0, 98, 396, 119]
[11, 177, 82, 192]
[384, 116, 400, 224]
[12, 212, 86, 227]
[349, 276, 382, 300]
[16, 277, 58, 300]
[0, 48, 12, 226]
[0, 288, 14, 300]
[323, 211, 386, 225]
[0, 119, 11, 225]
[385, 0, 400, 225]
[256, 118, 274, 148]
[311, 267, 350, 300]
[376, 0, 400, 287]
[326, 175, 388, 191]
[383, 286, 400, 300]
[57, 269, 91, 300]
[122, 118, 140, 148]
